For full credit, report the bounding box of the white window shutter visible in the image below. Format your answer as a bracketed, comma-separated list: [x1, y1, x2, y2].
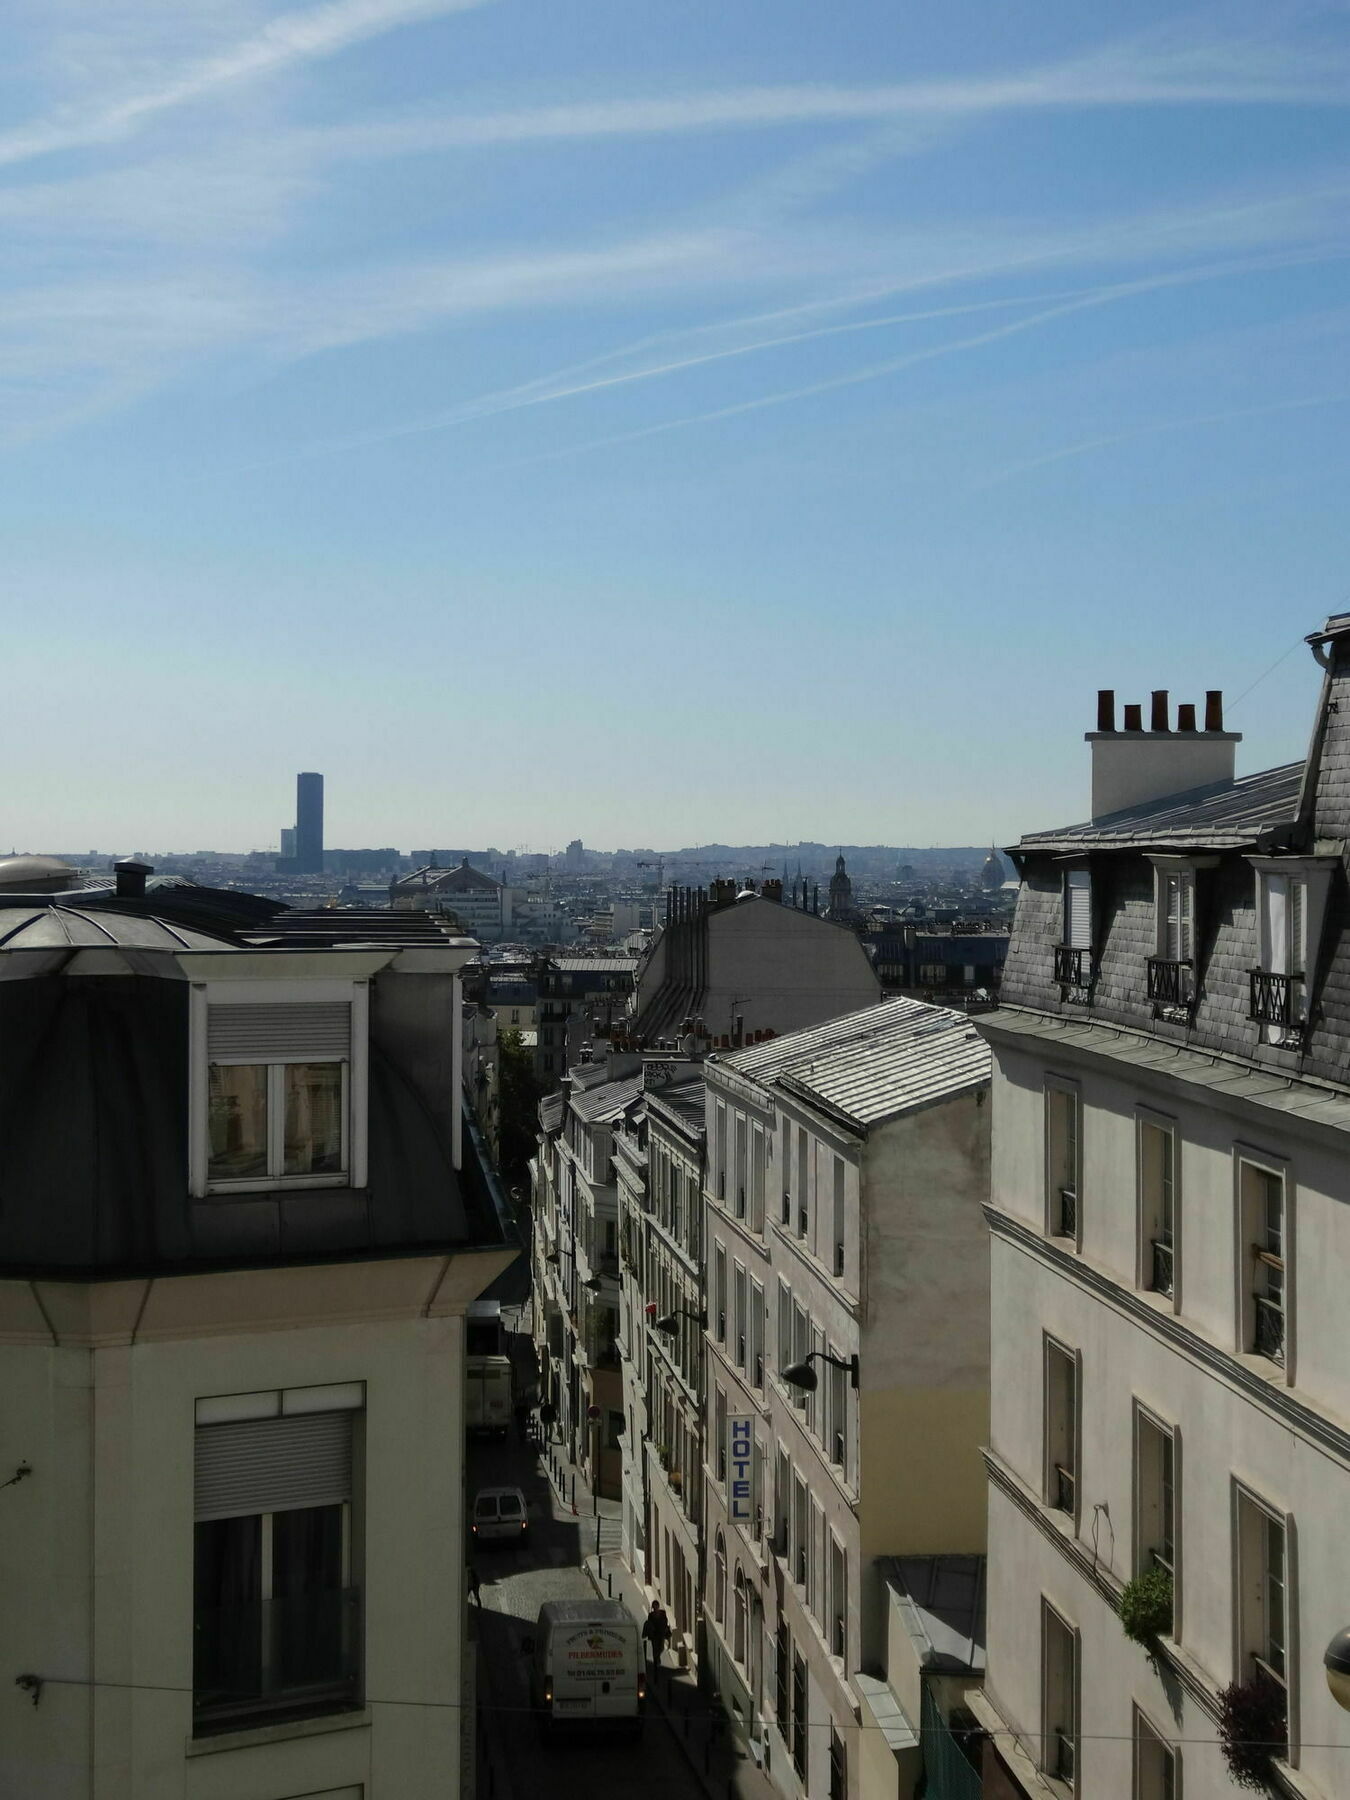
[1263, 876, 1289, 974]
[1064, 871, 1091, 949]
[208, 1002, 351, 1062]
[195, 1412, 353, 1520]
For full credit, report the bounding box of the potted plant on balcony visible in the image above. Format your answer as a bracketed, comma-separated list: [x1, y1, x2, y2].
[1216, 1669, 1287, 1791]
[1119, 1565, 1173, 1647]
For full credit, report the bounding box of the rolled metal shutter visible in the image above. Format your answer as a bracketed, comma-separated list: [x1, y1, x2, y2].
[207, 1002, 351, 1062]
[1064, 871, 1092, 950]
[195, 1412, 352, 1520]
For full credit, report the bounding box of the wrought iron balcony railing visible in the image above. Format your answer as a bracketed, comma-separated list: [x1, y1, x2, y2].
[1150, 1237, 1175, 1296]
[1147, 957, 1195, 1007]
[1253, 1294, 1285, 1363]
[1054, 944, 1092, 988]
[1056, 1187, 1078, 1240]
[1053, 1462, 1076, 1515]
[1249, 970, 1302, 1028]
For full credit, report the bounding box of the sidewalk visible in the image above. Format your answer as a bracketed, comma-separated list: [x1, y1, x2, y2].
[540, 1432, 778, 1800]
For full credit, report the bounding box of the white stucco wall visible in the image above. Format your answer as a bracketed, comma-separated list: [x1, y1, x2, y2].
[1, 1269, 480, 1800]
[984, 1037, 1350, 1799]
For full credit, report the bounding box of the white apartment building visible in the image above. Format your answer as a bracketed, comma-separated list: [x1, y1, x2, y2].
[972, 659, 1350, 1799]
[615, 1067, 708, 1656]
[530, 1052, 641, 1496]
[699, 999, 993, 1800]
[0, 872, 514, 1800]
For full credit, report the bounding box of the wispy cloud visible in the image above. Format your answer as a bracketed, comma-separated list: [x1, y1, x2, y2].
[977, 392, 1350, 489]
[0, 0, 491, 170]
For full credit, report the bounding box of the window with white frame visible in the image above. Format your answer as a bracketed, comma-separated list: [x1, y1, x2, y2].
[714, 1384, 727, 1484]
[714, 1244, 728, 1344]
[1138, 1118, 1177, 1299]
[828, 1532, 846, 1659]
[827, 1351, 848, 1472]
[194, 991, 366, 1195]
[734, 1113, 748, 1218]
[193, 1383, 363, 1732]
[1046, 1082, 1081, 1243]
[1235, 1486, 1290, 1730]
[832, 1157, 846, 1278]
[1133, 1708, 1178, 1800]
[1134, 1409, 1176, 1584]
[733, 1263, 747, 1370]
[791, 1300, 809, 1410]
[1147, 859, 1203, 1011]
[750, 1123, 765, 1231]
[777, 1279, 792, 1377]
[792, 1473, 809, 1588]
[796, 1126, 809, 1238]
[1041, 1602, 1079, 1787]
[774, 1447, 790, 1557]
[1239, 1158, 1287, 1367]
[1045, 1339, 1079, 1520]
[715, 1103, 728, 1201]
[750, 1280, 765, 1388]
[1249, 864, 1317, 1041]
[808, 1497, 824, 1624]
[1056, 867, 1093, 990]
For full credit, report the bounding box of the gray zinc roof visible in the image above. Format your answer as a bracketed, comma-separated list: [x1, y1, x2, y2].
[571, 1075, 644, 1124]
[721, 997, 990, 1130]
[1017, 761, 1302, 853]
[0, 901, 230, 951]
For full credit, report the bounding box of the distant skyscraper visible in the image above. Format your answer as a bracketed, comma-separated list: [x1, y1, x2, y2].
[279, 827, 296, 859]
[296, 772, 324, 873]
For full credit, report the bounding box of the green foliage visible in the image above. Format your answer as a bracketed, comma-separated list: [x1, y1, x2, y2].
[1119, 1566, 1173, 1645]
[497, 1027, 545, 1192]
[1217, 1671, 1287, 1791]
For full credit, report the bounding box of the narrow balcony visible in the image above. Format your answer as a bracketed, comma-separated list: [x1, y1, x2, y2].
[1150, 1237, 1175, 1297]
[1253, 1294, 1285, 1363]
[1249, 970, 1302, 1030]
[1054, 944, 1092, 989]
[1147, 957, 1195, 1008]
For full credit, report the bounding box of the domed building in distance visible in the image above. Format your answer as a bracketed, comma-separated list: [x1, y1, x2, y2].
[980, 846, 1006, 891]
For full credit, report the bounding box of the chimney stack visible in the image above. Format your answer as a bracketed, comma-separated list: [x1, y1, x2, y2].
[114, 859, 152, 900]
[1087, 688, 1239, 821]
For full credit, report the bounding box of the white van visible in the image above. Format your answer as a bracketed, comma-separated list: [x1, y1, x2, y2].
[528, 1600, 644, 1737]
[465, 1355, 513, 1435]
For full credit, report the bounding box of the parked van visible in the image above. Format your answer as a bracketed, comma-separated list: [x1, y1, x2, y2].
[465, 1355, 513, 1435]
[528, 1600, 644, 1737]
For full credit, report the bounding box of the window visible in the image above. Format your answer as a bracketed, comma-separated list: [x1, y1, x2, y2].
[750, 1124, 766, 1231]
[1134, 1411, 1176, 1582]
[733, 1264, 747, 1370]
[193, 1386, 362, 1733]
[791, 1301, 809, 1410]
[797, 1127, 809, 1238]
[793, 1474, 808, 1588]
[1239, 1159, 1287, 1366]
[1134, 1709, 1178, 1800]
[919, 961, 947, 986]
[1046, 1083, 1081, 1243]
[775, 1623, 790, 1736]
[1148, 865, 1198, 1008]
[829, 1533, 846, 1658]
[735, 1113, 748, 1218]
[792, 1649, 808, 1779]
[774, 1447, 791, 1558]
[1138, 1119, 1177, 1298]
[1235, 1488, 1291, 1759]
[750, 1281, 765, 1388]
[200, 999, 357, 1192]
[827, 1353, 848, 1471]
[716, 1103, 728, 1201]
[1041, 1602, 1079, 1787]
[832, 1158, 846, 1278]
[1251, 869, 1308, 1039]
[1056, 868, 1092, 987]
[829, 1725, 847, 1800]
[714, 1245, 728, 1344]
[733, 1566, 747, 1665]
[714, 1531, 727, 1624]
[808, 1497, 824, 1623]
[714, 1385, 727, 1484]
[777, 1279, 792, 1378]
[1045, 1339, 1078, 1520]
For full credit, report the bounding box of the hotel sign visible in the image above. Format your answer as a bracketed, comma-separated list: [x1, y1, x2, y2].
[728, 1415, 755, 1526]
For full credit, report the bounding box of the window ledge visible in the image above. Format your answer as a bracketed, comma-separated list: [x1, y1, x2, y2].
[187, 1705, 370, 1756]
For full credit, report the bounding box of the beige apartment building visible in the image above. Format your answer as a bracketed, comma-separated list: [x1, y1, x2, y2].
[973, 655, 1350, 1797]
[0, 870, 513, 1800]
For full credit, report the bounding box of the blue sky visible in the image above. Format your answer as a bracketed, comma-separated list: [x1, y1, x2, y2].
[4, 0, 1348, 854]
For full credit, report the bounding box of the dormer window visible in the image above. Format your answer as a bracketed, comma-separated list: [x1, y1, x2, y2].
[190, 986, 369, 1196]
[1146, 857, 1213, 1015]
[1054, 867, 1093, 993]
[1247, 858, 1334, 1046]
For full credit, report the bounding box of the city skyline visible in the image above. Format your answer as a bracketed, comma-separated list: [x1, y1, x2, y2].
[3, 1, 1345, 845]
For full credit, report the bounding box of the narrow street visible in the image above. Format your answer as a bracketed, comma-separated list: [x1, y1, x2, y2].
[467, 1423, 713, 1800]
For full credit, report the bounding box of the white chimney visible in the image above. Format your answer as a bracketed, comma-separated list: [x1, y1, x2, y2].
[1088, 689, 1240, 821]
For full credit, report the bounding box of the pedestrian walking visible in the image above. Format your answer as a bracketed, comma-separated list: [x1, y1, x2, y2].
[641, 1600, 671, 1668]
[467, 1563, 482, 1606]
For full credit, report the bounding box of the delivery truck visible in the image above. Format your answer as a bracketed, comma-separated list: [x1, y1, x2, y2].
[528, 1599, 644, 1738]
[464, 1354, 513, 1435]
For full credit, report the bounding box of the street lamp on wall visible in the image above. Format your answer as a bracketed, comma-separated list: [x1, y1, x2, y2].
[1326, 1627, 1350, 1711]
[654, 1308, 707, 1335]
[782, 1350, 859, 1392]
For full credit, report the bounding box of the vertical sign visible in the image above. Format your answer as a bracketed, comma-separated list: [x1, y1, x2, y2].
[728, 1415, 755, 1526]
